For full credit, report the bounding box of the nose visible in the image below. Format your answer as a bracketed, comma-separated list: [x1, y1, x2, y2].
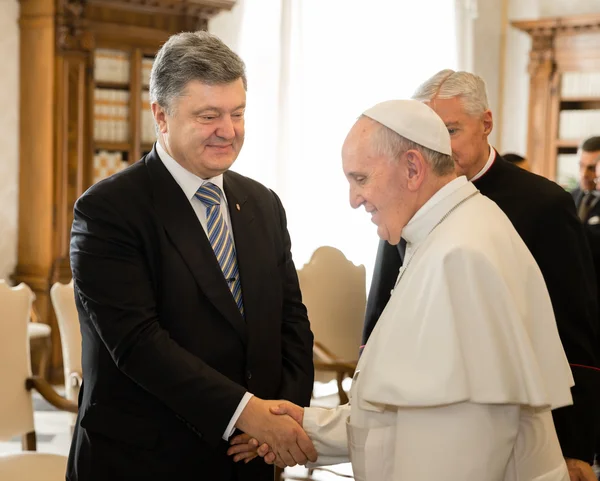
[216, 115, 235, 140]
[349, 187, 363, 210]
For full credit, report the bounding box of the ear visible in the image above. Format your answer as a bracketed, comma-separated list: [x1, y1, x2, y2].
[152, 102, 169, 134]
[405, 150, 426, 191]
[482, 109, 493, 137]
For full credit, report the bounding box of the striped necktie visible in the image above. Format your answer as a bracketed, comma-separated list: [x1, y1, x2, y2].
[195, 182, 244, 316]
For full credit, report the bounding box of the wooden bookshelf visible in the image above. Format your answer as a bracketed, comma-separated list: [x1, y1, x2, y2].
[95, 81, 130, 90]
[512, 14, 600, 184]
[94, 141, 131, 151]
[15, 0, 236, 383]
[555, 139, 582, 149]
[561, 96, 600, 103]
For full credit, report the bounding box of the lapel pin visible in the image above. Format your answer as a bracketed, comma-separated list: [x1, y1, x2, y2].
[236, 203, 241, 211]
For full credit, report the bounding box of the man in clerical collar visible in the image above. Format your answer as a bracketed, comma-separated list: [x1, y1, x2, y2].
[229, 99, 574, 481]
[361, 70, 599, 481]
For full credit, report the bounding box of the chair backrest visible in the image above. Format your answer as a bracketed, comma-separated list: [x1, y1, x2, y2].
[297, 247, 366, 363]
[0, 280, 35, 441]
[0, 452, 68, 480]
[50, 280, 82, 402]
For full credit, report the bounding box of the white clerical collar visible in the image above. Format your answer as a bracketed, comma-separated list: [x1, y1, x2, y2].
[402, 176, 477, 246]
[156, 141, 226, 203]
[470, 144, 496, 182]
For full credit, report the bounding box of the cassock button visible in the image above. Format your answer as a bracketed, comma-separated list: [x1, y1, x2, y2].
[246, 370, 252, 380]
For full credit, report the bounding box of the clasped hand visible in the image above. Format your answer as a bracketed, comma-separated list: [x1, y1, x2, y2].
[229, 400, 310, 468]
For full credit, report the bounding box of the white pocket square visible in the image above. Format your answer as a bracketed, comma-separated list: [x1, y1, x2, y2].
[588, 216, 600, 225]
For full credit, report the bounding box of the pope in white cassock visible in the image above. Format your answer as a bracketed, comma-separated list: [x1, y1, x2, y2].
[230, 99, 575, 481]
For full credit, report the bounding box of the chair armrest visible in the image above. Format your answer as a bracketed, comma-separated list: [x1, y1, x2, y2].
[313, 359, 356, 376]
[25, 376, 79, 413]
[68, 371, 83, 388]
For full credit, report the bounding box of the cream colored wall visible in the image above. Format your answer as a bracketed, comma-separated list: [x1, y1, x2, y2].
[0, 0, 19, 281]
[473, 0, 504, 146]
[208, 0, 245, 51]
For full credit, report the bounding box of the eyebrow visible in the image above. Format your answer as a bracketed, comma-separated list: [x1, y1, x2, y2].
[192, 104, 246, 115]
[445, 121, 460, 127]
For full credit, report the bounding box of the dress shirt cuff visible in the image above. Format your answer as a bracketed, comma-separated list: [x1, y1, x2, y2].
[223, 392, 254, 441]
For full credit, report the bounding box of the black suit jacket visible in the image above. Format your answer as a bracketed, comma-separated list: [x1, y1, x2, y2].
[66, 147, 314, 481]
[364, 154, 600, 463]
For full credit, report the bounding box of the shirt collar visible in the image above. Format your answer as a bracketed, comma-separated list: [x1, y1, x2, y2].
[156, 141, 226, 203]
[470, 144, 496, 182]
[402, 176, 477, 246]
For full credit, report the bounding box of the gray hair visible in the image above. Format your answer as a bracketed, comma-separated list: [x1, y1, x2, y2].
[412, 69, 489, 117]
[150, 31, 247, 114]
[364, 116, 455, 176]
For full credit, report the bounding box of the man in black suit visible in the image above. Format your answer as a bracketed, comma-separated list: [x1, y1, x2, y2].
[571, 137, 600, 223]
[572, 137, 600, 464]
[66, 31, 315, 481]
[363, 70, 600, 481]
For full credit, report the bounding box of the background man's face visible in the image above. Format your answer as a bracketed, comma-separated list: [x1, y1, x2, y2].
[579, 150, 600, 191]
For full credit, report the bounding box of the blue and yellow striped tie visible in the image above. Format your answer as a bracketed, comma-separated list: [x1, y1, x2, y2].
[195, 183, 244, 316]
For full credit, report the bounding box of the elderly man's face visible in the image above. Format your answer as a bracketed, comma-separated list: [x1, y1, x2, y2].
[425, 96, 492, 180]
[342, 119, 411, 245]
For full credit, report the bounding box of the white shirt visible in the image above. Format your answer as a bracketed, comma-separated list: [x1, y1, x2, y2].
[156, 141, 253, 441]
[469, 143, 496, 182]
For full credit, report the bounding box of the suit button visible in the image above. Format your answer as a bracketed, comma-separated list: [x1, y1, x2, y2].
[246, 370, 252, 380]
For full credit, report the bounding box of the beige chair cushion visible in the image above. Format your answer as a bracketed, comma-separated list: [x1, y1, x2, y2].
[50, 280, 82, 403]
[0, 281, 36, 441]
[297, 247, 366, 382]
[0, 452, 68, 480]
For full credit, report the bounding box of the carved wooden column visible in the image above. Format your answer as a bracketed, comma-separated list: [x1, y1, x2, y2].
[15, 0, 57, 369]
[525, 27, 557, 178]
[53, 0, 93, 284]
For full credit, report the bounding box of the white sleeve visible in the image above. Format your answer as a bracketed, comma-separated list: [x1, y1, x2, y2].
[302, 404, 351, 467]
[222, 392, 253, 441]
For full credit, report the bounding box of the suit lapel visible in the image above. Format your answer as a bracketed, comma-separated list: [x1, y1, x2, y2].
[145, 149, 247, 344]
[223, 173, 263, 328]
[586, 195, 600, 223]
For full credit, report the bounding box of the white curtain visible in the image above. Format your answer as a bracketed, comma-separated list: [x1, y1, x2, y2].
[212, 0, 458, 283]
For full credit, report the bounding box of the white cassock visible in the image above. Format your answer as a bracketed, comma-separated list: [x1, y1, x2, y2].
[303, 176, 574, 481]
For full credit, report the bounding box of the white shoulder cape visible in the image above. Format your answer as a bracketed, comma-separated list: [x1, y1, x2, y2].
[358, 185, 574, 412]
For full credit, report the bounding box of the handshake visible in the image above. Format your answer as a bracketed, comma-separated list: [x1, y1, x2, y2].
[230, 397, 317, 468]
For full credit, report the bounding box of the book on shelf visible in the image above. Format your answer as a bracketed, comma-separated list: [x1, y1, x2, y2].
[142, 57, 154, 88]
[561, 72, 600, 98]
[558, 110, 600, 141]
[94, 89, 130, 143]
[141, 91, 156, 144]
[93, 150, 129, 184]
[94, 49, 130, 84]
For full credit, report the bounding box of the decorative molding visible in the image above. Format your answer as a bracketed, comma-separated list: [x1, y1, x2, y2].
[513, 15, 600, 76]
[512, 13, 600, 37]
[527, 32, 555, 77]
[56, 0, 93, 52]
[86, 0, 233, 18]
